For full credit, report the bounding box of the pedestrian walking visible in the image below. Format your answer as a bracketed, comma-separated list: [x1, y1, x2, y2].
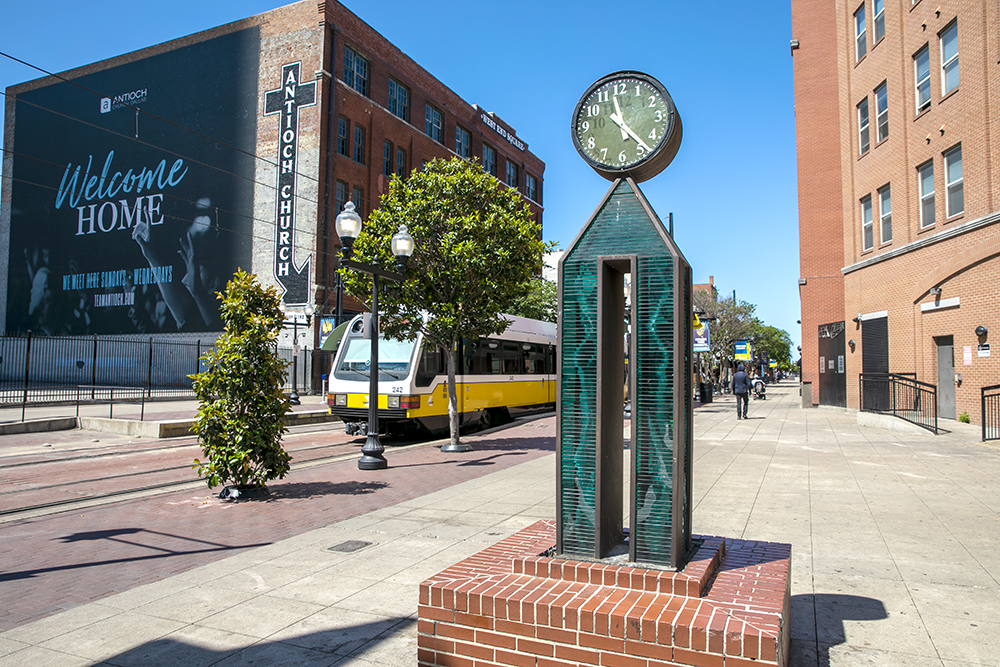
[732, 363, 751, 419]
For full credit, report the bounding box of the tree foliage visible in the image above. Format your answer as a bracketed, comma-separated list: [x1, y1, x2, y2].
[190, 270, 291, 490]
[339, 158, 551, 449]
[693, 287, 792, 376]
[507, 277, 557, 323]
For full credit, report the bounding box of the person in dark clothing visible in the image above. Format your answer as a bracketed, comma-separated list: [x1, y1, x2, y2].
[732, 363, 751, 419]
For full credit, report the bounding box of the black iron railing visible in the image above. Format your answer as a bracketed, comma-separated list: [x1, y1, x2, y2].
[982, 384, 1000, 442]
[859, 373, 938, 434]
[0, 332, 325, 412]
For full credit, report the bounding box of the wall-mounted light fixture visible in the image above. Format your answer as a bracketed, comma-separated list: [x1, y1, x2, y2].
[848, 339, 856, 351]
[976, 325, 988, 338]
[929, 287, 942, 295]
[852, 314, 862, 324]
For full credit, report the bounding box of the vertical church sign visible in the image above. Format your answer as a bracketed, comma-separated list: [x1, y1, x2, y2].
[264, 63, 315, 306]
[559, 71, 692, 568]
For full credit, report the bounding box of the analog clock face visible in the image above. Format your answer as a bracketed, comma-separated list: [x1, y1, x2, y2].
[572, 72, 677, 177]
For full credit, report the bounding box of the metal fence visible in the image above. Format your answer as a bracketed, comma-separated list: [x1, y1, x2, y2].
[0, 332, 327, 408]
[982, 384, 1000, 442]
[859, 373, 938, 434]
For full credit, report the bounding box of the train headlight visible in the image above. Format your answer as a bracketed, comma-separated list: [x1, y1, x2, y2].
[387, 396, 400, 408]
[334, 394, 347, 406]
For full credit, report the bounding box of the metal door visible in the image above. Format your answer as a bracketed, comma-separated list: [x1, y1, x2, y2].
[818, 322, 846, 407]
[936, 336, 955, 420]
[862, 316, 889, 411]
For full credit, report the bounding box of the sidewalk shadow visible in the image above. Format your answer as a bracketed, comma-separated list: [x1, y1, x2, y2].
[269, 480, 389, 499]
[95, 615, 415, 666]
[792, 593, 888, 666]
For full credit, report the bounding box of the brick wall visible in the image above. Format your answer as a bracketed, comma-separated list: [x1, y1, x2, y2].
[419, 521, 791, 667]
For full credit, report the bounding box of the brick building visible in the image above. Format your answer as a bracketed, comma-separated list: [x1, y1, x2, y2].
[792, 0, 1000, 424]
[1, 0, 544, 347]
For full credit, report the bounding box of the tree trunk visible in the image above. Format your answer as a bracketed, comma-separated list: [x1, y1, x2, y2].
[441, 339, 471, 452]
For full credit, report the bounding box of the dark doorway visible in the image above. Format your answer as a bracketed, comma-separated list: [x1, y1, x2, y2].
[817, 322, 847, 407]
[861, 316, 889, 411]
[936, 336, 955, 419]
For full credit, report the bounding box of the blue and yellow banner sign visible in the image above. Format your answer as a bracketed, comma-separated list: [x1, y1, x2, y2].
[734, 340, 751, 361]
[693, 321, 710, 352]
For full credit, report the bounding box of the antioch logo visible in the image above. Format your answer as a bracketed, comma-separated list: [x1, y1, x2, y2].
[100, 89, 148, 113]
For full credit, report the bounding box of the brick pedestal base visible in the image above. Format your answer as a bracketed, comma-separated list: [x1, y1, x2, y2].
[418, 521, 790, 667]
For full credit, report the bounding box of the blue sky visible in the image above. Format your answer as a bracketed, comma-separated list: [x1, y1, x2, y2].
[1, 0, 801, 350]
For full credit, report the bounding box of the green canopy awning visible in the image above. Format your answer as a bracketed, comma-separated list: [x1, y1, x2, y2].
[320, 321, 351, 351]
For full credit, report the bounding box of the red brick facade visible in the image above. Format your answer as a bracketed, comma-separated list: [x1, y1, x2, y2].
[794, 0, 1000, 421]
[419, 521, 791, 667]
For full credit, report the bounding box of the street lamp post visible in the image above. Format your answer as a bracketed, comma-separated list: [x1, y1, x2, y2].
[335, 201, 414, 470]
[279, 303, 314, 406]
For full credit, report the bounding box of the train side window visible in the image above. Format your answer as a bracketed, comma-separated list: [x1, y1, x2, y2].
[502, 342, 521, 374]
[415, 344, 443, 387]
[481, 339, 502, 374]
[524, 343, 545, 374]
[546, 345, 556, 374]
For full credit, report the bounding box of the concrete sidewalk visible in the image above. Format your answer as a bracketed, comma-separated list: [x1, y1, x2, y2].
[1, 382, 998, 666]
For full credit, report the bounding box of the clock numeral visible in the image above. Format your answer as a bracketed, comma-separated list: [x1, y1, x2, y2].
[635, 84, 641, 96]
[596, 90, 609, 103]
[587, 104, 601, 117]
[648, 96, 657, 108]
[614, 83, 627, 96]
[655, 110, 663, 122]
[587, 137, 595, 150]
[619, 150, 627, 163]
[648, 128, 657, 141]
[581, 120, 590, 133]
[600, 148, 608, 160]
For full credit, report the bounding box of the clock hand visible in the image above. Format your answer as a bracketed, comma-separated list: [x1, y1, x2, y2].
[609, 110, 653, 152]
[613, 96, 628, 141]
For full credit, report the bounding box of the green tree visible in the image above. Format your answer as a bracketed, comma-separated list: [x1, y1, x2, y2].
[693, 289, 757, 378]
[340, 157, 551, 451]
[191, 270, 291, 493]
[748, 322, 793, 368]
[508, 277, 557, 323]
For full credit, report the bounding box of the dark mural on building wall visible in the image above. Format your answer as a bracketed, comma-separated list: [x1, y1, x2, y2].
[6, 28, 260, 335]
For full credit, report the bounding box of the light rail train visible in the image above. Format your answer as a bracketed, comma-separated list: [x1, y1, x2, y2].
[327, 314, 556, 436]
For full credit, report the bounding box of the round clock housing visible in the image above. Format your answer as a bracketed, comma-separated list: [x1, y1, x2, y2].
[572, 71, 682, 182]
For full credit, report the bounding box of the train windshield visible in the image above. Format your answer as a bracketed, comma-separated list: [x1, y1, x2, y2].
[335, 335, 417, 381]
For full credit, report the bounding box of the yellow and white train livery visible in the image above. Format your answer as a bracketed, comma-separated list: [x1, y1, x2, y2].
[327, 314, 557, 436]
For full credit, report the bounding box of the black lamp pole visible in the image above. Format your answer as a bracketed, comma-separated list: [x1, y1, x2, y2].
[335, 201, 414, 471]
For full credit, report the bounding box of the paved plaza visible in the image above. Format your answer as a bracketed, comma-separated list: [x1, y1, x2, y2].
[0, 382, 998, 666]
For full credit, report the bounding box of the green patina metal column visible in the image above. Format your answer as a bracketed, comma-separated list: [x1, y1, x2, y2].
[557, 177, 693, 568]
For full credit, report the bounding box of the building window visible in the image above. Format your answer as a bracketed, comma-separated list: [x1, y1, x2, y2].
[940, 21, 959, 95]
[525, 173, 538, 202]
[506, 160, 519, 189]
[337, 117, 350, 157]
[354, 125, 365, 164]
[344, 46, 369, 97]
[396, 147, 406, 178]
[873, 0, 885, 43]
[915, 46, 931, 113]
[878, 185, 892, 243]
[387, 78, 409, 122]
[944, 144, 963, 217]
[455, 125, 471, 159]
[918, 160, 935, 227]
[335, 180, 348, 213]
[383, 141, 393, 177]
[858, 98, 870, 155]
[483, 144, 496, 176]
[353, 186, 364, 215]
[854, 4, 867, 61]
[874, 82, 888, 143]
[861, 196, 873, 251]
[425, 104, 443, 143]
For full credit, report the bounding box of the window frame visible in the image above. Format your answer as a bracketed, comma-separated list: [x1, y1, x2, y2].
[858, 97, 870, 155]
[878, 184, 892, 244]
[914, 45, 931, 113]
[483, 143, 497, 177]
[335, 180, 348, 214]
[873, 0, 885, 43]
[505, 160, 519, 189]
[383, 141, 393, 177]
[337, 116, 350, 157]
[918, 160, 935, 228]
[395, 146, 406, 178]
[425, 104, 443, 143]
[387, 77, 410, 122]
[854, 4, 867, 61]
[861, 195, 874, 251]
[875, 82, 888, 143]
[353, 125, 366, 164]
[455, 124, 471, 159]
[944, 144, 963, 218]
[940, 21, 959, 96]
[343, 46, 369, 97]
[525, 173, 538, 203]
[352, 186, 364, 216]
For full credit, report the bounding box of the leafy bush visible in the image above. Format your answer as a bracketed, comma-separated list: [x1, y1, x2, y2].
[191, 270, 291, 490]
[958, 411, 971, 423]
